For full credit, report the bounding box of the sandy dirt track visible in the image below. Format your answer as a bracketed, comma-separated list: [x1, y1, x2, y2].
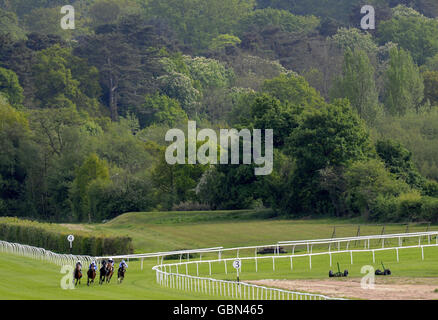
[248, 278, 438, 300]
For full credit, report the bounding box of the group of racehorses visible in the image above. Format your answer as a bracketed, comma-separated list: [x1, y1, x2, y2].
[73, 260, 126, 286]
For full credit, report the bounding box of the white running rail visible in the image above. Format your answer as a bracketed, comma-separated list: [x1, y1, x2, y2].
[151, 231, 438, 300]
[153, 265, 344, 300]
[0, 240, 94, 266]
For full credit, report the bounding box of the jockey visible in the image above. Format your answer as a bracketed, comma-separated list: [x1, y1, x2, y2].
[89, 261, 97, 271]
[76, 260, 82, 270]
[119, 260, 128, 269]
[108, 258, 115, 269]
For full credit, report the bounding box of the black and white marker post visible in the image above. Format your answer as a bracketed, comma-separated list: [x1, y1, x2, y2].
[233, 259, 241, 283]
[67, 234, 74, 255]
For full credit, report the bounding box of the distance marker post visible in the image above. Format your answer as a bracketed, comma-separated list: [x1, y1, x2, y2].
[233, 259, 241, 283]
[67, 234, 74, 255]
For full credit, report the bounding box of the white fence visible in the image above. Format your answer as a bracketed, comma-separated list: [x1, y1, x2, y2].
[108, 231, 438, 271]
[150, 231, 438, 300]
[153, 265, 342, 300]
[0, 240, 94, 266]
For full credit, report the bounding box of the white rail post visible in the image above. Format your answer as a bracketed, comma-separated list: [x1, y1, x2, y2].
[290, 256, 293, 270]
[372, 250, 375, 263]
[396, 248, 399, 262]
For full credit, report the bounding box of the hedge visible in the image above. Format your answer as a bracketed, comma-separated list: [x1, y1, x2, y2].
[370, 193, 438, 222]
[0, 218, 133, 256]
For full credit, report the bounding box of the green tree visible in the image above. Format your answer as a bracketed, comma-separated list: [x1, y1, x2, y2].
[146, 0, 255, 52]
[424, 54, 438, 71]
[331, 48, 380, 124]
[422, 71, 438, 106]
[236, 8, 319, 36]
[384, 47, 424, 115]
[0, 8, 26, 41]
[282, 99, 373, 216]
[0, 67, 23, 106]
[288, 99, 373, 172]
[0, 96, 32, 217]
[71, 154, 110, 222]
[89, 0, 121, 27]
[377, 8, 438, 65]
[329, 27, 378, 56]
[196, 164, 258, 210]
[376, 139, 426, 190]
[209, 34, 242, 52]
[137, 93, 187, 128]
[23, 7, 74, 40]
[32, 44, 102, 114]
[151, 147, 206, 210]
[261, 73, 324, 106]
[75, 14, 165, 120]
[344, 159, 410, 219]
[249, 94, 300, 148]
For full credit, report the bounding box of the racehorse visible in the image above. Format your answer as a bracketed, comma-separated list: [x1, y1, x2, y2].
[106, 262, 114, 283]
[99, 260, 109, 285]
[74, 264, 82, 286]
[118, 265, 126, 284]
[87, 267, 96, 286]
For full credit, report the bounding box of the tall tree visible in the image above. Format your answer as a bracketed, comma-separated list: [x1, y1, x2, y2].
[70, 153, 110, 222]
[75, 14, 166, 120]
[0, 67, 23, 106]
[331, 48, 380, 124]
[283, 99, 373, 216]
[384, 47, 424, 115]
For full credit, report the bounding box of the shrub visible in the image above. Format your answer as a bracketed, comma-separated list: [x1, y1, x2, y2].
[421, 197, 438, 223]
[397, 191, 424, 221]
[369, 195, 399, 221]
[423, 180, 438, 197]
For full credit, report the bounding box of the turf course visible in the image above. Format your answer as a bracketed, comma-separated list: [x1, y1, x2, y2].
[0, 254, 226, 300]
[1, 210, 438, 299]
[61, 210, 435, 253]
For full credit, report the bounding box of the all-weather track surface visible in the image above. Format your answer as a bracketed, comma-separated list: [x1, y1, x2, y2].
[249, 278, 438, 300]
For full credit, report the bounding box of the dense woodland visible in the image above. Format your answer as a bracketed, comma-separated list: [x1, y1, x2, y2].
[1, 0, 438, 223]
